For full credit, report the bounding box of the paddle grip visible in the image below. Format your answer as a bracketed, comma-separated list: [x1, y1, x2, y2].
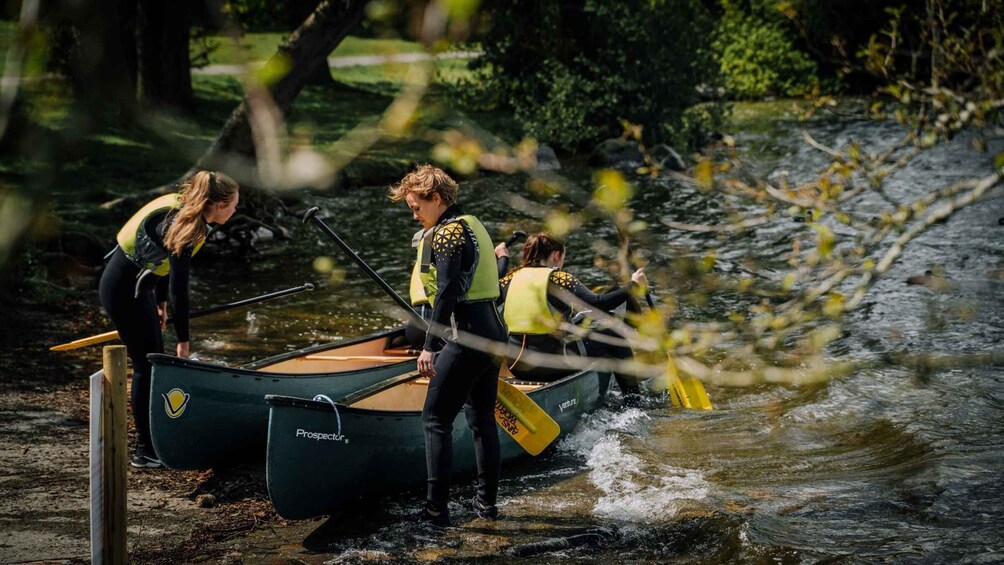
[504, 230, 527, 248]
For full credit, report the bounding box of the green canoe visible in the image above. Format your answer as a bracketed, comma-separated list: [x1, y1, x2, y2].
[264, 367, 612, 520]
[148, 327, 417, 470]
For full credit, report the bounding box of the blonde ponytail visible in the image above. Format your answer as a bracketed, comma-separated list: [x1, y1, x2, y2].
[164, 171, 238, 255]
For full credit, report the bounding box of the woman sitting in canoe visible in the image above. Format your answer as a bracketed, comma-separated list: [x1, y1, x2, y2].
[99, 171, 239, 468]
[389, 164, 507, 526]
[499, 233, 647, 390]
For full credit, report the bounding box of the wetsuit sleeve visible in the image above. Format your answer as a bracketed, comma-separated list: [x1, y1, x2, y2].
[155, 275, 169, 304]
[549, 270, 635, 311]
[424, 221, 470, 351]
[168, 249, 193, 342]
[498, 270, 515, 306]
[497, 255, 509, 278]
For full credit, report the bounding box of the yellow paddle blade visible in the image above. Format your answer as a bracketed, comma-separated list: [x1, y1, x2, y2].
[49, 330, 120, 352]
[495, 379, 560, 456]
[667, 358, 712, 411]
[680, 376, 712, 410]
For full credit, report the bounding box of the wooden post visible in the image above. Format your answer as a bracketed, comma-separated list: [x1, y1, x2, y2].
[101, 346, 128, 564]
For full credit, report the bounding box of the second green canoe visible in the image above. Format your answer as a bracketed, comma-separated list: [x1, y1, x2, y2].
[265, 367, 612, 520]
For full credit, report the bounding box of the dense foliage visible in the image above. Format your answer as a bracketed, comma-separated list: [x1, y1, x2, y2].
[712, 3, 819, 98]
[463, 0, 718, 152]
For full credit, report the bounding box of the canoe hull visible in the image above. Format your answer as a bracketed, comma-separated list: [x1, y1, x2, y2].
[149, 328, 415, 470]
[265, 369, 610, 520]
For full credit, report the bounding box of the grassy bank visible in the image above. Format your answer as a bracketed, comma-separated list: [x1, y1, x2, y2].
[4, 33, 488, 224]
[196, 33, 426, 66]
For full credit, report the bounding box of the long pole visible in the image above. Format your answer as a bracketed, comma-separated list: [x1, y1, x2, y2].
[303, 207, 427, 328]
[50, 283, 316, 351]
[174, 282, 315, 322]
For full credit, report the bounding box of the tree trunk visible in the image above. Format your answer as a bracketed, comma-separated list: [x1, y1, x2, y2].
[196, 0, 368, 171]
[117, 0, 138, 91]
[137, 0, 194, 111]
[286, 0, 335, 85]
[58, 0, 138, 119]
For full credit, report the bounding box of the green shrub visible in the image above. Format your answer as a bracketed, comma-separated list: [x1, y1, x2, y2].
[460, 0, 718, 152]
[713, 7, 818, 98]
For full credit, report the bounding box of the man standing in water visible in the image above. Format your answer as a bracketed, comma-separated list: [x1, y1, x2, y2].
[389, 164, 508, 526]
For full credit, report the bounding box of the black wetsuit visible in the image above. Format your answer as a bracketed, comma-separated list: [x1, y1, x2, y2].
[404, 255, 510, 350]
[98, 210, 195, 456]
[421, 204, 508, 516]
[499, 268, 639, 383]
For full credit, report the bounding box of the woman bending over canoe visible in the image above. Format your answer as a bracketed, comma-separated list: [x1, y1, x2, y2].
[389, 164, 507, 526]
[99, 171, 239, 468]
[499, 233, 647, 390]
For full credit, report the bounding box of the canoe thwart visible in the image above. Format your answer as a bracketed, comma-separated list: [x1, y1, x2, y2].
[336, 370, 423, 405]
[298, 355, 417, 363]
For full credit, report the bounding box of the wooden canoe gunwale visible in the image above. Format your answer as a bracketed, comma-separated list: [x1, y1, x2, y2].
[242, 325, 410, 370]
[147, 352, 413, 379]
[263, 364, 601, 418]
[147, 325, 413, 378]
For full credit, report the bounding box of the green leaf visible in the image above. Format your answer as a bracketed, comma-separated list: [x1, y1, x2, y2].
[810, 223, 835, 259]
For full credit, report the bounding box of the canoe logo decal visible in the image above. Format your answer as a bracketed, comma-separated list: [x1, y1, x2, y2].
[296, 429, 349, 444]
[300, 395, 349, 443]
[162, 388, 191, 418]
[558, 398, 577, 412]
[494, 400, 520, 436]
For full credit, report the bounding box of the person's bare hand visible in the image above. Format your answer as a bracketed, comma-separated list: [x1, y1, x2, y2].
[631, 268, 648, 290]
[176, 341, 190, 359]
[418, 349, 436, 378]
[494, 242, 509, 258]
[157, 302, 168, 331]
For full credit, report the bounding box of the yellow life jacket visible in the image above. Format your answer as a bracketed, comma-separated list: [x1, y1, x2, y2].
[411, 215, 499, 307]
[409, 228, 433, 306]
[502, 267, 562, 335]
[115, 193, 205, 276]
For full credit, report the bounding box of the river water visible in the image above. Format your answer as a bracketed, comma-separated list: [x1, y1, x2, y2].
[187, 103, 1004, 562]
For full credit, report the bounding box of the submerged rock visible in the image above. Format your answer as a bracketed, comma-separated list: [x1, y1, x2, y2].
[588, 139, 644, 169]
[649, 143, 686, 171]
[534, 145, 561, 171]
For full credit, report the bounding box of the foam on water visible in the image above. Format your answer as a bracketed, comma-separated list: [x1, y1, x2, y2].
[198, 339, 226, 351]
[584, 433, 710, 523]
[325, 549, 393, 564]
[558, 407, 650, 456]
[245, 311, 259, 335]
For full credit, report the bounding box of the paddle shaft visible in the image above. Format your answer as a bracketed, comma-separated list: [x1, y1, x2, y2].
[303, 207, 427, 329]
[170, 282, 315, 325]
[50, 283, 315, 351]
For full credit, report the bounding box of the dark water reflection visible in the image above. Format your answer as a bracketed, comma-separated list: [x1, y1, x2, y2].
[185, 106, 1004, 562]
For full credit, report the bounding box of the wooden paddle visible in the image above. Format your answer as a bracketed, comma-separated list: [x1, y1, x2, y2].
[50, 283, 315, 351]
[303, 207, 561, 456]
